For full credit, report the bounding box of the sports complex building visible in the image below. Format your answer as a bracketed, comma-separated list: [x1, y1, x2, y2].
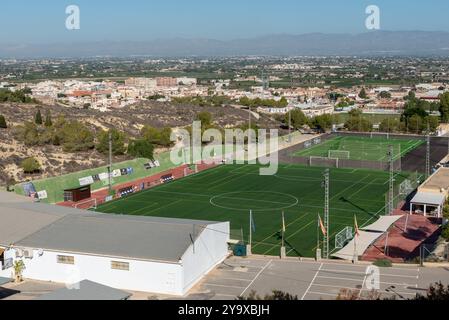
[0, 192, 229, 296]
[2, 131, 449, 296]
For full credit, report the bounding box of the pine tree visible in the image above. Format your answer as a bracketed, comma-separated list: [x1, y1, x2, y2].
[358, 88, 368, 99]
[35, 109, 43, 125]
[44, 110, 53, 127]
[0, 115, 7, 129]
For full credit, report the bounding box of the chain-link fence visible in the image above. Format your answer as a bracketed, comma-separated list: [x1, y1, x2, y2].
[384, 171, 423, 215]
[279, 131, 449, 174]
[279, 133, 404, 172]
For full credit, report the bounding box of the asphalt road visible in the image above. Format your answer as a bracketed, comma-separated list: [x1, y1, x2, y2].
[194, 256, 449, 300]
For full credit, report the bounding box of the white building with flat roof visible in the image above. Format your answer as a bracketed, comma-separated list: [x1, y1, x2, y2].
[0, 192, 230, 296]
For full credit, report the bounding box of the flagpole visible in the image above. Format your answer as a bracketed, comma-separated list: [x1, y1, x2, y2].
[317, 213, 320, 251]
[280, 211, 286, 259]
[353, 215, 359, 263]
[281, 211, 285, 248]
[249, 210, 252, 247]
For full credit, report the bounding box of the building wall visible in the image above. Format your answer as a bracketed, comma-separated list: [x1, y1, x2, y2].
[2, 249, 185, 295]
[181, 222, 230, 293]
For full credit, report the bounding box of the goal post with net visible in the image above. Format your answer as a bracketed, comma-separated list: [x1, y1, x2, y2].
[335, 226, 353, 249]
[328, 150, 350, 159]
[74, 198, 97, 210]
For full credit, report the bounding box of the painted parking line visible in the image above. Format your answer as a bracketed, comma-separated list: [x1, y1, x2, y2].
[203, 283, 246, 289]
[320, 268, 419, 279]
[240, 260, 273, 297]
[316, 275, 417, 288]
[209, 277, 253, 282]
[301, 263, 323, 300]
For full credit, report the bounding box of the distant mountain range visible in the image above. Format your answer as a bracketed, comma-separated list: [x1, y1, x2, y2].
[2, 31, 449, 58]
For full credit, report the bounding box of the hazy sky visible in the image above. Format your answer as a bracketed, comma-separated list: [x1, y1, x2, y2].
[1, 0, 449, 43]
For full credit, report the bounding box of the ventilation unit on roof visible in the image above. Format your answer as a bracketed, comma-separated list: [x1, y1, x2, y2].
[23, 249, 34, 259]
[15, 249, 23, 258]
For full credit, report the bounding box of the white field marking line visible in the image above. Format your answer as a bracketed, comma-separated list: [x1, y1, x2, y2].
[214, 194, 297, 206]
[228, 164, 251, 174]
[262, 219, 316, 255]
[252, 212, 313, 250]
[383, 173, 402, 185]
[329, 174, 372, 202]
[140, 199, 183, 215]
[209, 173, 253, 191]
[286, 220, 316, 240]
[274, 174, 387, 186]
[316, 275, 417, 288]
[320, 268, 419, 279]
[300, 204, 380, 216]
[147, 190, 211, 198]
[309, 283, 418, 296]
[239, 260, 273, 297]
[348, 175, 373, 200]
[301, 263, 323, 300]
[128, 202, 159, 215]
[204, 283, 246, 289]
[207, 171, 247, 189]
[400, 140, 422, 157]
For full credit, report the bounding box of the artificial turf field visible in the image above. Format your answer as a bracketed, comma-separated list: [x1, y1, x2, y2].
[95, 163, 413, 258]
[293, 135, 423, 161]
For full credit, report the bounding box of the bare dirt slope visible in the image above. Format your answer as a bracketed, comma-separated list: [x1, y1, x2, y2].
[0, 101, 282, 185]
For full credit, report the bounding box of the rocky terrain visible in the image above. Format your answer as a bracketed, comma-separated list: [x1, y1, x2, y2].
[0, 101, 283, 186]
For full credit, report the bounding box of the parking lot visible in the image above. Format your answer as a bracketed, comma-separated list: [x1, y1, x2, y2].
[193, 256, 449, 300]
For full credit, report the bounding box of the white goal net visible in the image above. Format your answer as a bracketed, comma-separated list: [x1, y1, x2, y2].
[309, 156, 339, 168]
[335, 226, 353, 249]
[74, 198, 97, 210]
[328, 150, 350, 159]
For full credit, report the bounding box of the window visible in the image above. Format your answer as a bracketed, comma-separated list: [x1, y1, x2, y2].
[111, 261, 129, 271]
[57, 255, 75, 265]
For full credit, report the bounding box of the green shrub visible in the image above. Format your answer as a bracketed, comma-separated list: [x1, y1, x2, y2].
[373, 259, 393, 268]
[21, 157, 41, 174]
[442, 225, 449, 241]
[0, 114, 7, 128]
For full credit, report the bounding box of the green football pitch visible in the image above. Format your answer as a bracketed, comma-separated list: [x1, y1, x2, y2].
[292, 136, 423, 161]
[95, 164, 413, 258]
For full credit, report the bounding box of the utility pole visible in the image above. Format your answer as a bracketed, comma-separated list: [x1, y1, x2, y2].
[108, 131, 113, 193]
[388, 145, 394, 215]
[322, 169, 330, 259]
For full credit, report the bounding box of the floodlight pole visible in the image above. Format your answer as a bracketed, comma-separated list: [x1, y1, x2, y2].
[323, 169, 330, 259]
[388, 145, 394, 215]
[108, 131, 113, 193]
